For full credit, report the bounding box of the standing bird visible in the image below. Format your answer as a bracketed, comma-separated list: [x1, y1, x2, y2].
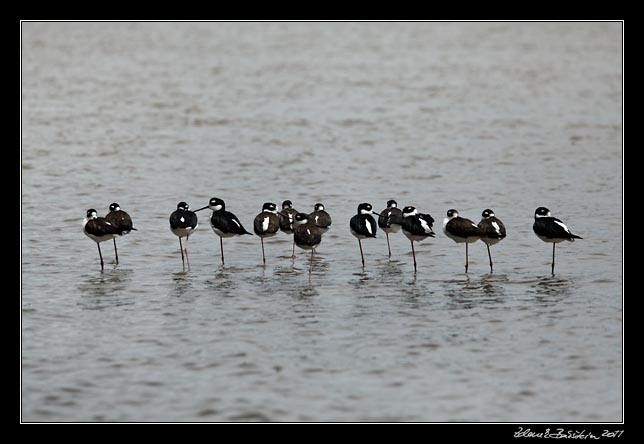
[83, 209, 121, 271]
[194, 197, 253, 266]
[378, 199, 403, 257]
[308, 203, 332, 233]
[477, 209, 507, 273]
[169, 202, 198, 269]
[349, 203, 380, 268]
[293, 212, 323, 275]
[105, 202, 136, 264]
[443, 209, 484, 273]
[253, 202, 281, 265]
[401, 206, 435, 272]
[279, 200, 299, 258]
[532, 206, 582, 275]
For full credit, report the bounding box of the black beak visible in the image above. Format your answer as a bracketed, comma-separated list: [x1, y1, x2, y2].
[372, 211, 381, 216]
[194, 206, 209, 212]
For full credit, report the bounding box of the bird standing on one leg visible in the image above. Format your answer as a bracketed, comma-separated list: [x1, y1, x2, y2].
[443, 209, 484, 274]
[401, 206, 435, 273]
[378, 199, 403, 257]
[279, 200, 299, 259]
[349, 203, 380, 268]
[293, 212, 323, 276]
[194, 197, 253, 266]
[253, 202, 280, 265]
[477, 209, 507, 273]
[532, 206, 582, 275]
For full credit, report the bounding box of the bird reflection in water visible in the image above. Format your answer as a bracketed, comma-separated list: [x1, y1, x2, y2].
[77, 268, 134, 310]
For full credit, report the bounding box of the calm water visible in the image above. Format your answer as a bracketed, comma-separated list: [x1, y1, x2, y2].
[21, 22, 622, 422]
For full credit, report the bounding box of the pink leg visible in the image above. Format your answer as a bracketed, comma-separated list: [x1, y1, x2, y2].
[359, 239, 365, 268]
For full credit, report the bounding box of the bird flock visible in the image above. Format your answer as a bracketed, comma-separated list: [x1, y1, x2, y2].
[83, 200, 582, 275]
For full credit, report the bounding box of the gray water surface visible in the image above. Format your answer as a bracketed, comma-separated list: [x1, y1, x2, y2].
[21, 22, 622, 422]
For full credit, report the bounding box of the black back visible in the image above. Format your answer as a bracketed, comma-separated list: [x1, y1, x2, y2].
[279, 207, 298, 233]
[533, 217, 582, 240]
[105, 208, 134, 234]
[378, 207, 403, 229]
[402, 212, 435, 237]
[309, 204, 332, 229]
[253, 209, 280, 236]
[478, 214, 506, 239]
[294, 223, 322, 248]
[85, 217, 121, 238]
[170, 207, 198, 230]
[211, 210, 252, 235]
[350, 214, 377, 238]
[446, 216, 484, 239]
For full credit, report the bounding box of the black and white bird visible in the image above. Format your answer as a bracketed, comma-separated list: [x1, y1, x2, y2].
[83, 209, 121, 271]
[253, 202, 281, 265]
[401, 206, 435, 272]
[349, 203, 380, 268]
[533, 206, 582, 275]
[169, 202, 198, 269]
[308, 203, 332, 233]
[105, 202, 136, 264]
[194, 197, 252, 266]
[279, 199, 299, 258]
[478, 209, 507, 273]
[378, 199, 403, 257]
[293, 212, 323, 274]
[443, 209, 484, 273]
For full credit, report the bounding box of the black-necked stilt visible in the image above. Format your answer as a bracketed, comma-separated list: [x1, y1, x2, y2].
[105, 202, 136, 264]
[443, 209, 484, 273]
[169, 202, 198, 268]
[253, 202, 280, 265]
[279, 200, 299, 258]
[308, 203, 332, 233]
[349, 203, 380, 268]
[478, 209, 507, 273]
[83, 209, 121, 270]
[533, 206, 582, 275]
[194, 197, 252, 266]
[401, 206, 435, 272]
[378, 199, 403, 257]
[293, 212, 323, 274]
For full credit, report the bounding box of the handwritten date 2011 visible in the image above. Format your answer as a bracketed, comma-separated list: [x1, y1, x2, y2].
[514, 427, 624, 439]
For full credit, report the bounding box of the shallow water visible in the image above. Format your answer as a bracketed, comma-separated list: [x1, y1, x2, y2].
[21, 22, 622, 422]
